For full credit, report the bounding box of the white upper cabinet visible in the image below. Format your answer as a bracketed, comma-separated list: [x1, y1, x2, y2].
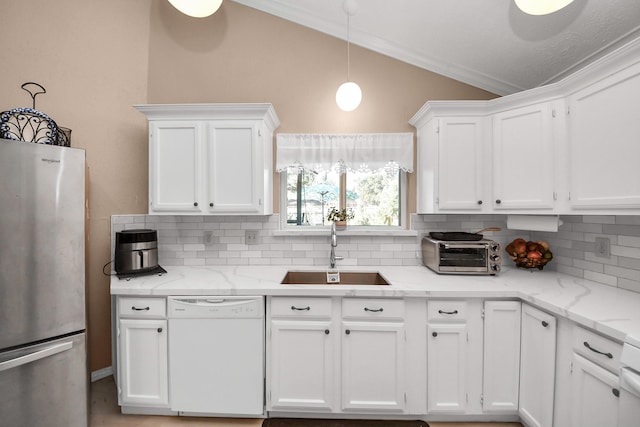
[411, 103, 489, 213]
[136, 103, 279, 215]
[437, 117, 486, 211]
[567, 59, 640, 210]
[149, 121, 204, 213]
[492, 102, 557, 210]
[411, 37, 640, 214]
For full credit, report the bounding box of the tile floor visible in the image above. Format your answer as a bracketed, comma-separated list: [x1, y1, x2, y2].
[90, 376, 522, 427]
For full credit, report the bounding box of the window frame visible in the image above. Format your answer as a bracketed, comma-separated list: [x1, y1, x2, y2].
[279, 168, 408, 231]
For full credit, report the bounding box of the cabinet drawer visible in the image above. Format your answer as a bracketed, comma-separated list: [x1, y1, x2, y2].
[270, 297, 333, 318]
[342, 298, 405, 320]
[427, 300, 467, 321]
[573, 325, 622, 372]
[118, 297, 166, 318]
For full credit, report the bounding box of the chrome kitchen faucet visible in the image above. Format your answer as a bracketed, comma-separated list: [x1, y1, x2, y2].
[329, 222, 344, 269]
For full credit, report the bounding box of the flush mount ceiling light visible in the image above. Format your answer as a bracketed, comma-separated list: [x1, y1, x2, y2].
[168, 0, 223, 18]
[335, 0, 362, 112]
[514, 0, 574, 15]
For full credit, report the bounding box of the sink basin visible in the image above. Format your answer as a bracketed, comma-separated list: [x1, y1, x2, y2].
[280, 271, 390, 286]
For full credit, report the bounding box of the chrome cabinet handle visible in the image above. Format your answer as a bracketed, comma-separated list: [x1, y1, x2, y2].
[364, 307, 383, 312]
[584, 341, 613, 359]
[291, 306, 310, 311]
[131, 306, 150, 311]
[438, 309, 458, 315]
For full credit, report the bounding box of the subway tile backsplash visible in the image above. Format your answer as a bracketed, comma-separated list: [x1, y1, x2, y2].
[111, 213, 640, 294]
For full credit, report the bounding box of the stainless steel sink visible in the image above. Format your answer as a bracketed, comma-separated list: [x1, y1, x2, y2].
[280, 271, 390, 286]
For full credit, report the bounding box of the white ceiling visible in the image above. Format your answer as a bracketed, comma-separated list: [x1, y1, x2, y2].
[231, 0, 640, 95]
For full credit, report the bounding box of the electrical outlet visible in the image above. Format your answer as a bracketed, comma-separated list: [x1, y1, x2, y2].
[594, 237, 610, 258]
[245, 230, 258, 245]
[204, 230, 214, 245]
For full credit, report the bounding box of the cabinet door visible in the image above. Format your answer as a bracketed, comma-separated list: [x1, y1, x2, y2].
[149, 121, 203, 213]
[341, 322, 405, 412]
[207, 121, 261, 213]
[118, 318, 168, 407]
[483, 301, 521, 413]
[427, 323, 467, 413]
[519, 304, 556, 427]
[492, 103, 555, 209]
[571, 353, 619, 427]
[437, 117, 485, 210]
[568, 61, 640, 209]
[269, 320, 335, 412]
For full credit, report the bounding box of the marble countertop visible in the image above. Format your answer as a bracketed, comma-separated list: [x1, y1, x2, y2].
[111, 264, 640, 348]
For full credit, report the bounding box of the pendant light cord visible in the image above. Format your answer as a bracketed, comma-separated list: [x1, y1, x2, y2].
[347, 14, 351, 81]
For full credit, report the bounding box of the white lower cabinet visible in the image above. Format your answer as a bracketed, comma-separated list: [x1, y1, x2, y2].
[267, 297, 336, 412]
[116, 297, 168, 408]
[426, 300, 484, 415]
[569, 325, 623, 427]
[267, 296, 417, 415]
[341, 299, 406, 412]
[482, 301, 521, 414]
[571, 353, 619, 427]
[519, 304, 557, 427]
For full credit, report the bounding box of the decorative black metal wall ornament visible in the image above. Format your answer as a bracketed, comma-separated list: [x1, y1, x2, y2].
[0, 82, 71, 146]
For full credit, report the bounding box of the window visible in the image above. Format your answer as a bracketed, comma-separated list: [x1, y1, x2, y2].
[277, 133, 413, 229]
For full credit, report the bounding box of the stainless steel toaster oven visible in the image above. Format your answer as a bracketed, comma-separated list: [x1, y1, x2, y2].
[421, 236, 501, 275]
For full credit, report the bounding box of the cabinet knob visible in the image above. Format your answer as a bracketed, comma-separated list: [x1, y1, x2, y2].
[541, 321, 549, 327]
[495, 199, 502, 204]
[477, 200, 483, 205]
[345, 329, 351, 335]
[432, 332, 438, 337]
[209, 202, 214, 207]
[157, 327, 163, 333]
[193, 202, 198, 207]
[325, 329, 330, 335]
[612, 388, 620, 398]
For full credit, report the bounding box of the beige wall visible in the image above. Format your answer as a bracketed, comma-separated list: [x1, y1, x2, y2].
[2, 0, 494, 373]
[0, 0, 152, 371]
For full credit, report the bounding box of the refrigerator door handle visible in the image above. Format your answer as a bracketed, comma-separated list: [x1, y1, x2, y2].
[0, 341, 73, 372]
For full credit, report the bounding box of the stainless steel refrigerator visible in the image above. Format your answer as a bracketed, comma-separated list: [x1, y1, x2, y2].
[0, 138, 88, 427]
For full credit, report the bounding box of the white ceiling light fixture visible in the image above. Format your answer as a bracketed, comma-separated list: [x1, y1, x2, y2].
[514, 0, 574, 15]
[168, 0, 223, 18]
[335, 0, 362, 112]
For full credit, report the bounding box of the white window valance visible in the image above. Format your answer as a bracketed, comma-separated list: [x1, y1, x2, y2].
[276, 133, 414, 174]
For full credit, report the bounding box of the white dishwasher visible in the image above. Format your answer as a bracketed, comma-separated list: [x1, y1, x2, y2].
[168, 296, 264, 416]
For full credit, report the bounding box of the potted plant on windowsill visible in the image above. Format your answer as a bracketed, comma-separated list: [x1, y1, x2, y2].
[327, 207, 354, 230]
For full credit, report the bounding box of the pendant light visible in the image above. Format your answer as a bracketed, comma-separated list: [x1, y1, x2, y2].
[336, 0, 362, 112]
[514, 0, 574, 15]
[168, 0, 223, 18]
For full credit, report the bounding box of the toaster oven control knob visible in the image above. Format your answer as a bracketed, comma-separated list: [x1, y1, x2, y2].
[490, 254, 500, 262]
[491, 264, 501, 272]
[491, 244, 500, 252]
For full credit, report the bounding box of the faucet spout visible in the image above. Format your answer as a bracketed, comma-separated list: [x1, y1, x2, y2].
[329, 222, 343, 268]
